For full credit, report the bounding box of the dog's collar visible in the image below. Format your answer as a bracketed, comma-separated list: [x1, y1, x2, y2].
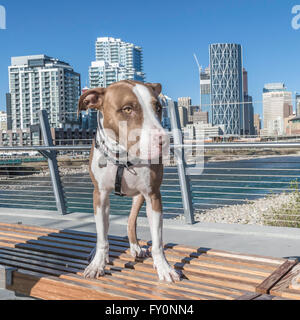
[94, 111, 135, 197]
[94, 112, 137, 166]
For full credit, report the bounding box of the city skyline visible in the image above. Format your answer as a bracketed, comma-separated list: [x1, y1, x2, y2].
[0, 0, 300, 119]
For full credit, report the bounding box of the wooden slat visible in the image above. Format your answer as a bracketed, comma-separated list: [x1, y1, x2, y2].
[235, 293, 261, 300]
[256, 260, 298, 294]
[0, 228, 278, 277]
[0, 223, 297, 300]
[104, 268, 240, 300]
[0, 236, 268, 285]
[270, 264, 300, 300]
[0, 223, 285, 263]
[7, 270, 141, 300]
[107, 266, 250, 297]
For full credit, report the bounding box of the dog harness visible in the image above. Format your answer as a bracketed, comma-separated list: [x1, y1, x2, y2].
[94, 112, 135, 197]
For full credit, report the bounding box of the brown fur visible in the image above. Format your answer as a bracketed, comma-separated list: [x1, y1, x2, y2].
[89, 141, 101, 215]
[83, 81, 163, 234]
[127, 194, 145, 245]
[78, 81, 163, 156]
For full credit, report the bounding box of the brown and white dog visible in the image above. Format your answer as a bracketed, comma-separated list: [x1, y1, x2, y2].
[78, 80, 181, 282]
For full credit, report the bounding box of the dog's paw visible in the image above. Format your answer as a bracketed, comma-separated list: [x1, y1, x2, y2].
[83, 250, 109, 279]
[154, 257, 181, 283]
[130, 243, 150, 258]
[83, 262, 105, 279]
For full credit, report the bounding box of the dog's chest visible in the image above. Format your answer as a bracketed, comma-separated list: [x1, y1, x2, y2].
[90, 147, 152, 196]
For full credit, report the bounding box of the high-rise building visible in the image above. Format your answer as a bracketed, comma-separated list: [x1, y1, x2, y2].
[242, 68, 255, 135]
[192, 111, 208, 124]
[178, 97, 192, 108]
[177, 104, 188, 128]
[89, 37, 145, 88]
[200, 67, 212, 123]
[243, 68, 248, 96]
[0, 111, 7, 130]
[160, 94, 172, 131]
[95, 37, 144, 71]
[262, 83, 293, 136]
[254, 114, 261, 136]
[184, 123, 224, 140]
[243, 95, 255, 135]
[210, 43, 244, 135]
[8, 55, 81, 130]
[286, 116, 300, 135]
[5, 93, 12, 130]
[296, 93, 300, 116]
[178, 97, 192, 122]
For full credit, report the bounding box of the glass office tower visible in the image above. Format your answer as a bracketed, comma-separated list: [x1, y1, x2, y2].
[210, 43, 244, 135]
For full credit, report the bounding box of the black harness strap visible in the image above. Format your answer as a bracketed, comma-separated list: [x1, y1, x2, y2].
[94, 118, 133, 197]
[114, 161, 133, 197]
[115, 165, 126, 197]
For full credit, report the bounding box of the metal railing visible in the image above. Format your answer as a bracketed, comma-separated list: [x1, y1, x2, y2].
[0, 111, 300, 227]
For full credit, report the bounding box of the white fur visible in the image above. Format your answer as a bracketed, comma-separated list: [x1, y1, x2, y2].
[83, 84, 179, 282]
[133, 84, 166, 161]
[145, 200, 180, 283]
[130, 243, 149, 258]
[84, 191, 110, 278]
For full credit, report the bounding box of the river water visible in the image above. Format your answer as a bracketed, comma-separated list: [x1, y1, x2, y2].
[0, 155, 300, 217]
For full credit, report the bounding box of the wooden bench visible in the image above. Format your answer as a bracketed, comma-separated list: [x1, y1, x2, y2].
[0, 222, 298, 300]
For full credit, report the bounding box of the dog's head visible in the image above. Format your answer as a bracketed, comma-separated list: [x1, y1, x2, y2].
[78, 80, 169, 161]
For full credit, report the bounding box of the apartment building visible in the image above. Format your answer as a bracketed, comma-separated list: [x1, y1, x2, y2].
[8, 55, 81, 130]
[262, 83, 293, 136]
[89, 37, 145, 88]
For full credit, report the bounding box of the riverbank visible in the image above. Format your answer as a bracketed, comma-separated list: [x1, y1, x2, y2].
[175, 191, 300, 227]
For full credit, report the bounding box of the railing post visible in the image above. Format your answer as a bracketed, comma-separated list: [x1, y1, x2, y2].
[38, 110, 67, 215]
[168, 101, 195, 224]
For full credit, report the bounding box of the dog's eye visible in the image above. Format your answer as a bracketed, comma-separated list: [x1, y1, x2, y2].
[123, 106, 133, 114]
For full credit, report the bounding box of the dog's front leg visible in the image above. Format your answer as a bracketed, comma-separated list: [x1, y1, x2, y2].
[84, 190, 110, 278]
[128, 194, 150, 258]
[146, 192, 181, 283]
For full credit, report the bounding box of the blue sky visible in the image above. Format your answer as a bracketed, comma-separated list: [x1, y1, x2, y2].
[0, 0, 300, 117]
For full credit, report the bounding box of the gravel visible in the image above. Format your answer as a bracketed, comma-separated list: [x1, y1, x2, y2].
[176, 192, 298, 225]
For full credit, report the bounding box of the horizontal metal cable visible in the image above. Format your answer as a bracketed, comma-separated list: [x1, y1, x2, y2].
[193, 197, 249, 203]
[62, 189, 182, 196]
[192, 191, 289, 197]
[61, 184, 182, 189]
[64, 205, 180, 211]
[0, 197, 56, 203]
[193, 203, 226, 207]
[0, 194, 55, 199]
[0, 180, 52, 183]
[2, 142, 300, 152]
[190, 179, 292, 184]
[0, 200, 56, 206]
[192, 186, 291, 192]
[0, 186, 53, 190]
[263, 213, 300, 218]
[66, 199, 182, 207]
[194, 167, 300, 172]
[191, 173, 300, 178]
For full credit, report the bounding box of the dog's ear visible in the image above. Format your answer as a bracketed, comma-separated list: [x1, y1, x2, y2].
[145, 83, 162, 97]
[77, 88, 106, 118]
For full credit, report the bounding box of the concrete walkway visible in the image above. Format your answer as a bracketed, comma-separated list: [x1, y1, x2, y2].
[0, 207, 300, 299]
